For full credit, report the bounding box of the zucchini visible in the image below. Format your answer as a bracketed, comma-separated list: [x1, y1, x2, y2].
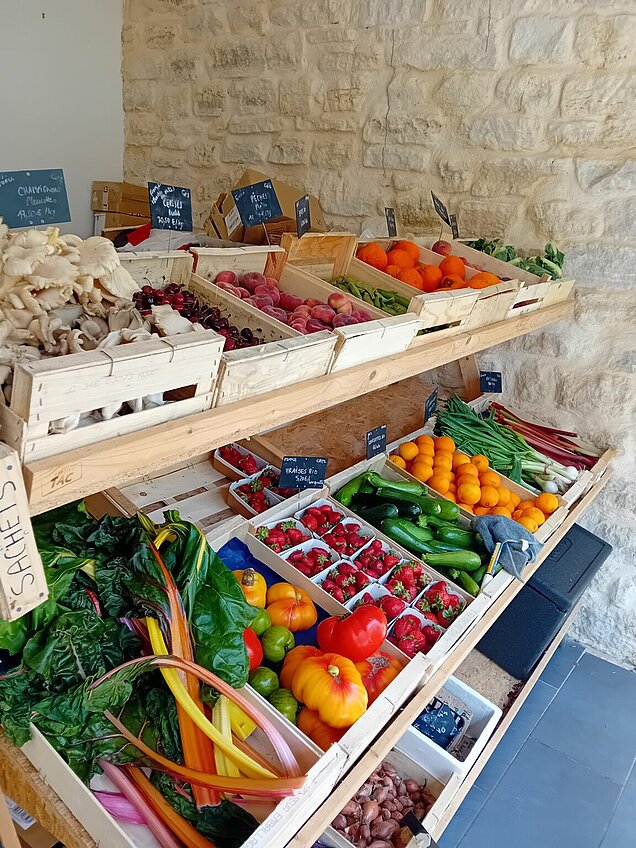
[456, 571, 481, 596]
[356, 491, 422, 520]
[367, 472, 422, 496]
[335, 473, 368, 507]
[380, 518, 435, 553]
[357, 503, 399, 525]
[435, 526, 476, 548]
[436, 499, 460, 521]
[420, 550, 482, 572]
[376, 488, 442, 516]
[424, 515, 459, 531]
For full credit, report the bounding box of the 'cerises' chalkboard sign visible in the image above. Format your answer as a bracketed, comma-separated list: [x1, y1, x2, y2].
[366, 424, 387, 459]
[232, 179, 283, 229]
[279, 456, 328, 490]
[0, 169, 70, 228]
[480, 370, 503, 393]
[295, 194, 311, 238]
[148, 182, 193, 232]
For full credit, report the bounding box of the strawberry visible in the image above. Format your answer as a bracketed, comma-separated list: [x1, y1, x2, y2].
[255, 526, 270, 542]
[301, 514, 319, 532]
[267, 530, 286, 547]
[357, 553, 372, 569]
[383, 554, 401, 570]
[401, 614, 422, 631]
[422, 625, 441, 645]
[393, 565, 415, 586]
[331, 587, 345, 603]
[380, 595, 407, 619]
[436, 609, 455, 628]
[313, 549, 331, 568]
[338, 563, 358, 577]
[355, 572, 370, 590]
[446, 594, 463, 611]
[387, 579, 418, 601]
[286, 527, 304, 545]
[410, 630, 429, 652]
[397, 635, 420, 657]
[358, 592, 375, 606]
[415, 597, 431, 614]
[424, 611, 438, 624]
[393, 617, 415, 639]
[367, 539, 383, 554]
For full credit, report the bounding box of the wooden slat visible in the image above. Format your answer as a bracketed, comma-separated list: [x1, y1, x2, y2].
[24, 302, 573, 515]
[0, 792, 21, 848]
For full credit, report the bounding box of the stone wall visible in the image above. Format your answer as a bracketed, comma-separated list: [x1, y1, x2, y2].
[122, 0, 636, 665]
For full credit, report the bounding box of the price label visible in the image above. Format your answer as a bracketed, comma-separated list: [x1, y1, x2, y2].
[279, 456, 328, 490]
[449, 212, 459, 240]
[366, 424, 387, 459]
[148, 182, 193, 232]
[295, 194, 311, 239]
[0, 168, 70, 228]
[400, 811, 440, 847]
[385, 206, 397, 237]
[232, 179, 282, 228]
[479, 370, 503, 393]
[431, 191, 451, 227]
[424, 388, 438, 423]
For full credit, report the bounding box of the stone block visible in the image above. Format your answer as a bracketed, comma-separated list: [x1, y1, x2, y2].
[467, 117, 542, 151]
[193, 84, 226, 118]
[188, 142, 219, 169]
[564, 246, 636, 290]
[363, 145, 428, 171]
[604, 199, 636, 240]
[311, 139, 355, 170]
[266, 34, 304, 69]
[182, 6, 226, 40]
[396, 24, 499, 70]
[280, 77, 314, 116]
[324, 80, 368, 112]
[472, 158, 564, 197]
[296, 115, 360, 132]
[358, 0, 427, 26]
[144, 24, 178, 49]
[433, 72, 495, 114]
[509, 16, 571, 63]
[234, 79, 276, 114]
[512, 355, 557, 409]
[320, 173, 379, 216]
[126, 115, 161, 147]
[555, 369, 634, 418]
[457, 199, 521, 237]
[270, 0, 351, 29]
[306, 27, 357, 44]
[222, 139, 268, 164]
[532, 201, 603, 240]
[363, 113, 443, 144]
[575, 159, 636, 194]
[228, 115, 285, 134]
[269, 137, 309, 165]
[437, 156, 474, 193]
[125, 53, 163, 80]
[207, 39, 266, 74]
[123, 80, 157, 113]
[575, 14, 636, 68]
[229, 3, 269, 35]
[496, 69, 560, 114]
[560, 73, 635, 119]
[151, 148, 184, 169]
[160, 86, 192, 120]
[165, 52, 199, 82]
[318, 43, 383, 72]
[388, 71, 436, 114]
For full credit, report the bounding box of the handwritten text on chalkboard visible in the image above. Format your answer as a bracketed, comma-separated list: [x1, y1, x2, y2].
[385, 207, 397, 237]
[479, 371, 503, 393]
[148, 182, 193, 232]
[0, 169, 70, 228]
[431, 191, 451, 226]
[425, 388, 439, 422]
[366, 424, 387, 459]
[279, 456, 328, 490]
[295, 194, 311, 238]
[232, 180, 282, 229]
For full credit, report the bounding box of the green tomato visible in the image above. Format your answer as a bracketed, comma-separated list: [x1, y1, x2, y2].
[268, 688, 299, 724]
[250, 607, 271, 637]
[248, 666, 280, 699]
[261, 625, 295, 664]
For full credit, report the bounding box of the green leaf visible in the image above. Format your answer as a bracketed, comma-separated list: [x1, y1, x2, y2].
[0, 669, 38, 746]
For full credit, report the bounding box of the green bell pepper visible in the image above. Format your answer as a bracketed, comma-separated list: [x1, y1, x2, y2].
[268, 688, 299, 724]
[261, 625, 295, 664]
[249, 666, 280, 699]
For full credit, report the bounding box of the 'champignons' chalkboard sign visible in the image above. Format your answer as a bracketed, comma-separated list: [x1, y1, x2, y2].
[232, 179, 283, 229]
[385, 206, 397, 237]
[279, 456, 328, 490]
[431, 191, 451, 227]
[0, 169, 70, 228]
[295, 194, 311, 238]
[366, 424, 387, 459]
[148, 182, 193, 232]
[424, 388, 439, 423]
[479, 370, 503, 393]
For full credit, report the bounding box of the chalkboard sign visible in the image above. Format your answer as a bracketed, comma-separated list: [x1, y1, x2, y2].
[366, 424, 387, 459]
[148, 182, 193, 232]
[385, 206, 397, 237]
[295, 194, 311, 239]
[232, 179, 282, 229]
[479, 370, 503, 393]
[279, 456, 328, 490]
[431, 191, 451, 226]
[0, 169, 70, 228]
[450, 212, 459, 240]
[400, 811, 440, 847]
[424, 388, 438, 423]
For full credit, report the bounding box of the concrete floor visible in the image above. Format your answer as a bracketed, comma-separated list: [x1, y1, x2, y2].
[440, 640, 636, 848]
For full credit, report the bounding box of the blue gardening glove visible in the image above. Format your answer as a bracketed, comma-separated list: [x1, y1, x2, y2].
[474, 515, 542, 580]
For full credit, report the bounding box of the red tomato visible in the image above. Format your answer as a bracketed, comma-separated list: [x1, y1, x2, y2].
[317, 606, 387, 663]
[243, 627, 263, 671]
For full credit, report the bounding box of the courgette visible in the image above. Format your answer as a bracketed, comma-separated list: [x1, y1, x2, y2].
[380, 518, 435, 553]
[335, 473, 368, 507]
[456, 571, 481, 596]
[355, 491, 422, 520]
[434, 526, 477, 548]
[357, 503, 399, 525]
[376, 488, 442, 516]
[420, 550, 482, 572]
[367, 473, 423, 496]
[424, 515, 459, 531]
[435, 499, 460, 521]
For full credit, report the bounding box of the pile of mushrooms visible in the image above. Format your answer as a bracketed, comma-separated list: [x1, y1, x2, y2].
[0, 219, 202, 432]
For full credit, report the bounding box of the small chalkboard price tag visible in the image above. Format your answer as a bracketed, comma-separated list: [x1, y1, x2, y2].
[431, 191, 451, 227]
[449, 213, 459, 240]
[295, 194, 311, 239]
[366, 424, 387, 459]
[424, 388, 438, 423]
[385, 206, 397, 237]
[0, 169, 70, 228]
[232, 179, 283, 229]
[279, 456, 328, 490]
[479, 370, 503, 393]
[400, 811, 440, 847]
[148, 182, 193, 232]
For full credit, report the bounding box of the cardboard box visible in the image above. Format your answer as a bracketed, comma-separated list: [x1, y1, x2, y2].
[91, 181, 151, 217]
[204, 168, 326, 244]
[93, 211, 151, 235]
[5, 797, 58, 848]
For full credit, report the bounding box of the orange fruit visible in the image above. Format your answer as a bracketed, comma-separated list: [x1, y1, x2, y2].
[521, 507, 546, 527]
[510, 492, 522, 509]
[491, 506, 512, 518]
[411, 462, 433, 483]
[448, 482, 457, 493]
[417, 264, 443, 292]
[452, 452, 471, 469]
[445, 492, 457, 503]
[469, 271, 500, 289]
[385, 264, 402, 278]
[456, 474, 479, 489]
[479, 470, 500, 488]
[398, 268, 424, 289]
[389, 454, 406, 469]
[457, 481, 481, 505]
[497, 487, 511, 507]
[535, 493, 559, 515]
[479, 486, 500, 508]
[358, 242, 388, 271]
[434, 436, 456, 453]
[439, 255, 465, 280]
[473, 506, 489, 516]
[394, 240, 420, 263]
[518, 516, 538, 534]
[517, 500, 535, 512]
[415, 434, 434, 448]
[386, 248, 414, 270]
[433, 454, 453, 472]
[439, 274, 467, 290]
[458, 463, 479, 478]
[418, 453, 434, 466]
[511, 509, 524, 520]
[458, 502, 474, 514]
[399, 441, 419, 461]
[471, 454, 489, 472]
[418, 443, 435, 459]
[429, 474, 450, 495]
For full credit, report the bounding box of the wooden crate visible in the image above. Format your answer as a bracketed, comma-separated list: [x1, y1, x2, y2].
[121, 251, 337, 407]
[192, 245, 420, 373]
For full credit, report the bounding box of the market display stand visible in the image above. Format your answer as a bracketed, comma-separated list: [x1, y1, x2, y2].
[0, 297, 612, 848]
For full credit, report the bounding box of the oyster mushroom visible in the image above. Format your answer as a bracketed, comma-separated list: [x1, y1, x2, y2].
[76, 237, 119, 278]
[108, 305, 145, 332]
[2, 242, 53, 277]
[151, 304, 195, 335]
[27, 255, 80, 290]
[98, 264, 140, 300]
[78, 315, 109, 350]
[35, 285, 74, 311]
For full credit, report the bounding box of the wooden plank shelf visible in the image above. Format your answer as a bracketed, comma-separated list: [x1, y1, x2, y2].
[24, 301, 572, 515]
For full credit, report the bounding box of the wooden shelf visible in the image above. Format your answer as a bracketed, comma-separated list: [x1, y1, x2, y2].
[25, 301, 572, 515]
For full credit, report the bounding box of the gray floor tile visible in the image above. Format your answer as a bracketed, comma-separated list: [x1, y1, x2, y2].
[533, 653, 636, 784]
[475, 680, 558, 794]
[460, 739, 622, 848]
[600, 764, 636, 848]
[438, 785, 488, 848]
[540, 638, 585, 688]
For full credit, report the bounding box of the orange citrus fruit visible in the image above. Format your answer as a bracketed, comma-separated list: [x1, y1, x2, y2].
[389, 454, 406, 469]
[479, 470, 500, 488]
[473, 506, 489, 516]
[445, 492, 457, 503]
[439, 255, 466, 279]
[456, 474, 479, 489]
[457, 481, 481, 505]
[433, 454, 453, 472]
[384, 264, 402, 278]
[535, 493, 559, 515]
[434, 436, 456, 454]
[510, 492, 522, 509]
[418, 453, 434, 466]
[399, 441, 419, 461]
[398, 267, 424, 288]
[411, 462, 434, 483]
[429, 474, 450, 495]
[491, 506, 512, 518]
[448, 482, 457, 493]
[518, 516, 538, 534]
[394, 240, 420, 263]
[458, 463, 479, 478]
[415, 434, 434, 448]
[358, 242, 388, 271]
[521, 507, 546, 526]
[511, 509, 524, 520]
[471, 454, 490, 472]
[479, 486, 500, 508]
[417, 264, 443, 292]
[386, 248, 415, 270]
[517, 500, 535, 512]
[497, 487, 511, 507]
[458, 502, 474, 514]
[452, 452, 471, 469]
[418, 443, 435, 458]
